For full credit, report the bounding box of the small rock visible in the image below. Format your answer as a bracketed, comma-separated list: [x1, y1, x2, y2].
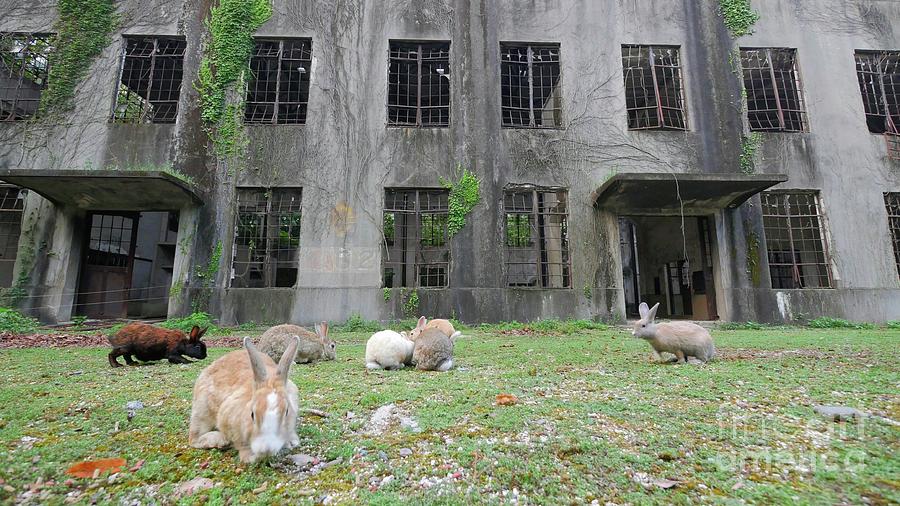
[378, 451, 388, 461]
[813, 405, 865, 422]
[357, 449, 368, 457]
[288, 454, 317, 468]
[379, 475, 394, 487]
[173, 477, 215, 498]
[252, 482, 267, 494]
[399, 448, 412, 457]
[3, 484, 14, 493]
[346, 411, 355, 419]
[296, 488, 315, 496]
[125, 401, 144, 411]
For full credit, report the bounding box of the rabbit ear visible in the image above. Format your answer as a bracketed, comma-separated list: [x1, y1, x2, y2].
[647, 303, 660, 322]
[244, 337, 269, 384]
[315, 321, 329, 339]
[638, 302, 649, 319]
[416, 316, 427, 330]
[400, 331, 410, 340]
[276, 336, 300, 381]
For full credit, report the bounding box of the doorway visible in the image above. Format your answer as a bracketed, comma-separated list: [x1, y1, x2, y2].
[75, 211, 178, 319]
[618, 215, 718, 320]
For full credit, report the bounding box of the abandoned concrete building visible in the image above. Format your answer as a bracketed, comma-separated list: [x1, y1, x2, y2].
[0, 0, 898, 325]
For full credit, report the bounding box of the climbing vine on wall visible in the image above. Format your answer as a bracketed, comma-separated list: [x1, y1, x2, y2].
[740, 132, 762, 174]
[440, 165, 481, 238]
[718, 0, 760, 38]
[39, 0, 117, 116]
[191, 241, 222, 312]
[745, 226, 761, 286]
[197, 0, 271, 157]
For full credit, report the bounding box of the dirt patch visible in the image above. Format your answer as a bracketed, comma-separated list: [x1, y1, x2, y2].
[718, 348, 872, 361]
[0, 332, 244, 349]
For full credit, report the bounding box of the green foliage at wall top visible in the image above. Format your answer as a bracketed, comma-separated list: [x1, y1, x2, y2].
[39, 0, 117, 115]
[440, 165, 481, 238]
[197, 0, 271, 155]
[719, 0, 760, 38]
[740, 132, 762, 174]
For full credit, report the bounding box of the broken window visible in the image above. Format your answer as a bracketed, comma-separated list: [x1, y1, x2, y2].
[855, 51, 900, 159]
[0, 32, 52, 121]
[245, 38, 312, 124]
[885, 193, 900, 280]
[761, 191, 833, 289]
[382, 189, 449, 288]
[500, 43, 562, 128]
[0, 185, 25, 287]
[503, 188, 571, 288]
[231, 188, 302, 288]
[740, 48, 807, 132]
[112, 36, 186, 124]
[621, 45, 687, 130]
[387, 41, 450, 127]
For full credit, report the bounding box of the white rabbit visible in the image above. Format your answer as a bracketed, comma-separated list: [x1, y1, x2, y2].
[632, 302, 716, 363]
[188, 337, 301, 463]
[408, 316, 463, 341]
[365, 330, 414, 370]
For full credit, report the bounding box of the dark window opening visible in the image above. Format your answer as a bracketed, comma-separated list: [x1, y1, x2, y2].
[382, 189, 449, 288]
[855, 50, 900, 134]
[0, 32, 52, 121]
[761, 191, 833, 289]
[741, 48, 807, 132]
[885, 193, 900, 280]
[504, 188, 571, 288]
[500, 43, 562, 128]
[231, 188, 302, 288]
[622, 45, 687, 130]
[387, 41, 450, 127]
[0, 185, 25, 287]
[245, 38, 312, 124]
[113, 36, 186, 124]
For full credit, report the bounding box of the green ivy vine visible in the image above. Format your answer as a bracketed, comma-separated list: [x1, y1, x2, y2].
[192, 241, 222, 312]
[740, 132, 762, 174]
[402, 289, 420, 319]
[719, 0, 760, 38]
[440, 165, 481, 238]
[39, 0, 117, 116]
[745, 226, 761, 286]
[197, 0, 271, 157]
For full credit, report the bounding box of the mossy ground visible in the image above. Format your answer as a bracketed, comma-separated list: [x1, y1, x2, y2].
[0, 327, 897, 504]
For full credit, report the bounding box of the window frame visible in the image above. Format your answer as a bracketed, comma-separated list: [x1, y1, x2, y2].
[386, 40, 451, 128]
[503, 186, 572, 289]
[0, 32, 53, 122]
[760, 190, 834, 289]
[0, 185, 25, 287]
[230, 187, 303, 289]
[739, 47, 808, 133]
[621, 44, 688, 131]
[381, 188, 450, 289]
[499, 42, 563, 129]
[112, 35, 187, 124]
[244, 37, 313, 125]
[885, 192, 900, 280]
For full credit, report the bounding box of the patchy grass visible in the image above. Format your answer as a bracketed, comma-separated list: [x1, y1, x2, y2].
[0, 308, 40, 334]
[0, 327, 898, 504]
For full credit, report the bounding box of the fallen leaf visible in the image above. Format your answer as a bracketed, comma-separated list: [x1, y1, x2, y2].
[128, 460, 144, 472]
[66, 458, 126, 478]
[652, 478, 680, 489]
[252, 482, 268, 494]
[173, 477, 215, 498]
[496, 394, 519, 406]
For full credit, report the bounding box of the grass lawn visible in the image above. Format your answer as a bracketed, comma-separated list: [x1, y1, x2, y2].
[0, 326, 898, 505]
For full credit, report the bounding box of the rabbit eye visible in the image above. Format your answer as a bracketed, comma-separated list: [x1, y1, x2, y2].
[641, 324, 646, 328]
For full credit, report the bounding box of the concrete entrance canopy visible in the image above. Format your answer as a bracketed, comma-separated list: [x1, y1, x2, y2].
[593, 173, 788, 215]
[0, 169, 202, 211]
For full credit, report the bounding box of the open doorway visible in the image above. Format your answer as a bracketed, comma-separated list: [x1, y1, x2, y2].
[618, 215, 718, 320]
[75, 211, 178, 319]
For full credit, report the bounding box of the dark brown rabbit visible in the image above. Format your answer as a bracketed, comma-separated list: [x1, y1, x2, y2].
[108, 322, 208, 367]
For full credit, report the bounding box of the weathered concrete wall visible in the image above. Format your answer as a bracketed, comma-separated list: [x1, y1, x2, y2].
[1, 0, 899, 324]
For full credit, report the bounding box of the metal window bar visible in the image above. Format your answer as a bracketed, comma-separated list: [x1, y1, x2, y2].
[761, 191, 833, 289]
[0, 185, 24, 287]
[503, 189, 571, 288]
[0, 32, 52, 121]
[113, 36, 186, 124]
[382, 189, 449, 288]
[86, 214, 135, 268]
[740, 48, 807, 132]
[387, 41, 450, 127]
[245, 38, 312, 124]
[885, 193, 900, 280]
[855, 50, 900, 135]
[622, 45, 687, 130]
[231, 188, 302, 288]
[500, 43, 562, 128]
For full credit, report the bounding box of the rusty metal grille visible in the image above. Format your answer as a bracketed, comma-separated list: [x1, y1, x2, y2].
[113, 37, 186, 124]
[503, 188, 571, 288]
[761, 191, 833, 289]
[245, 39, 312, 124]
[885, 193, 900, 280]
[500, 43, 562, 128]
[0, 33, 52, 121]
[387, 41, 450, 127]
[740, 48, 807, 132]
[382, 189, 449, 288]
[86, 214, 135, 268]
[855, 51, 900, 136]
[622, 45, 687, 130]
[0, 185, 24, 287]
[231, 188, 302, 288]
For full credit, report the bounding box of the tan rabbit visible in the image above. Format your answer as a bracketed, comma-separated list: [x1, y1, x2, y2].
[257, 322, 335, 364]
[408, 316, 462, 341]
[188, 337, 300, 464]
[632, 302, 716, 363]
[412, 328, 454, 371]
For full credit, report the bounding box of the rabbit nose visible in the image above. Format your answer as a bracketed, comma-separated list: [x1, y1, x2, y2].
[631, 330, 636, 336]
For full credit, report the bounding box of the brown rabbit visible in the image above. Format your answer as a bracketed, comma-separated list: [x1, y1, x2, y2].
[257, 322, 334, 364]
[632, 302, 716, 363]
[108, 323, 207, 367]
[408, 316, 462, 341]
[412, 328, 454, 371]
[188, 337, 300, 464]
